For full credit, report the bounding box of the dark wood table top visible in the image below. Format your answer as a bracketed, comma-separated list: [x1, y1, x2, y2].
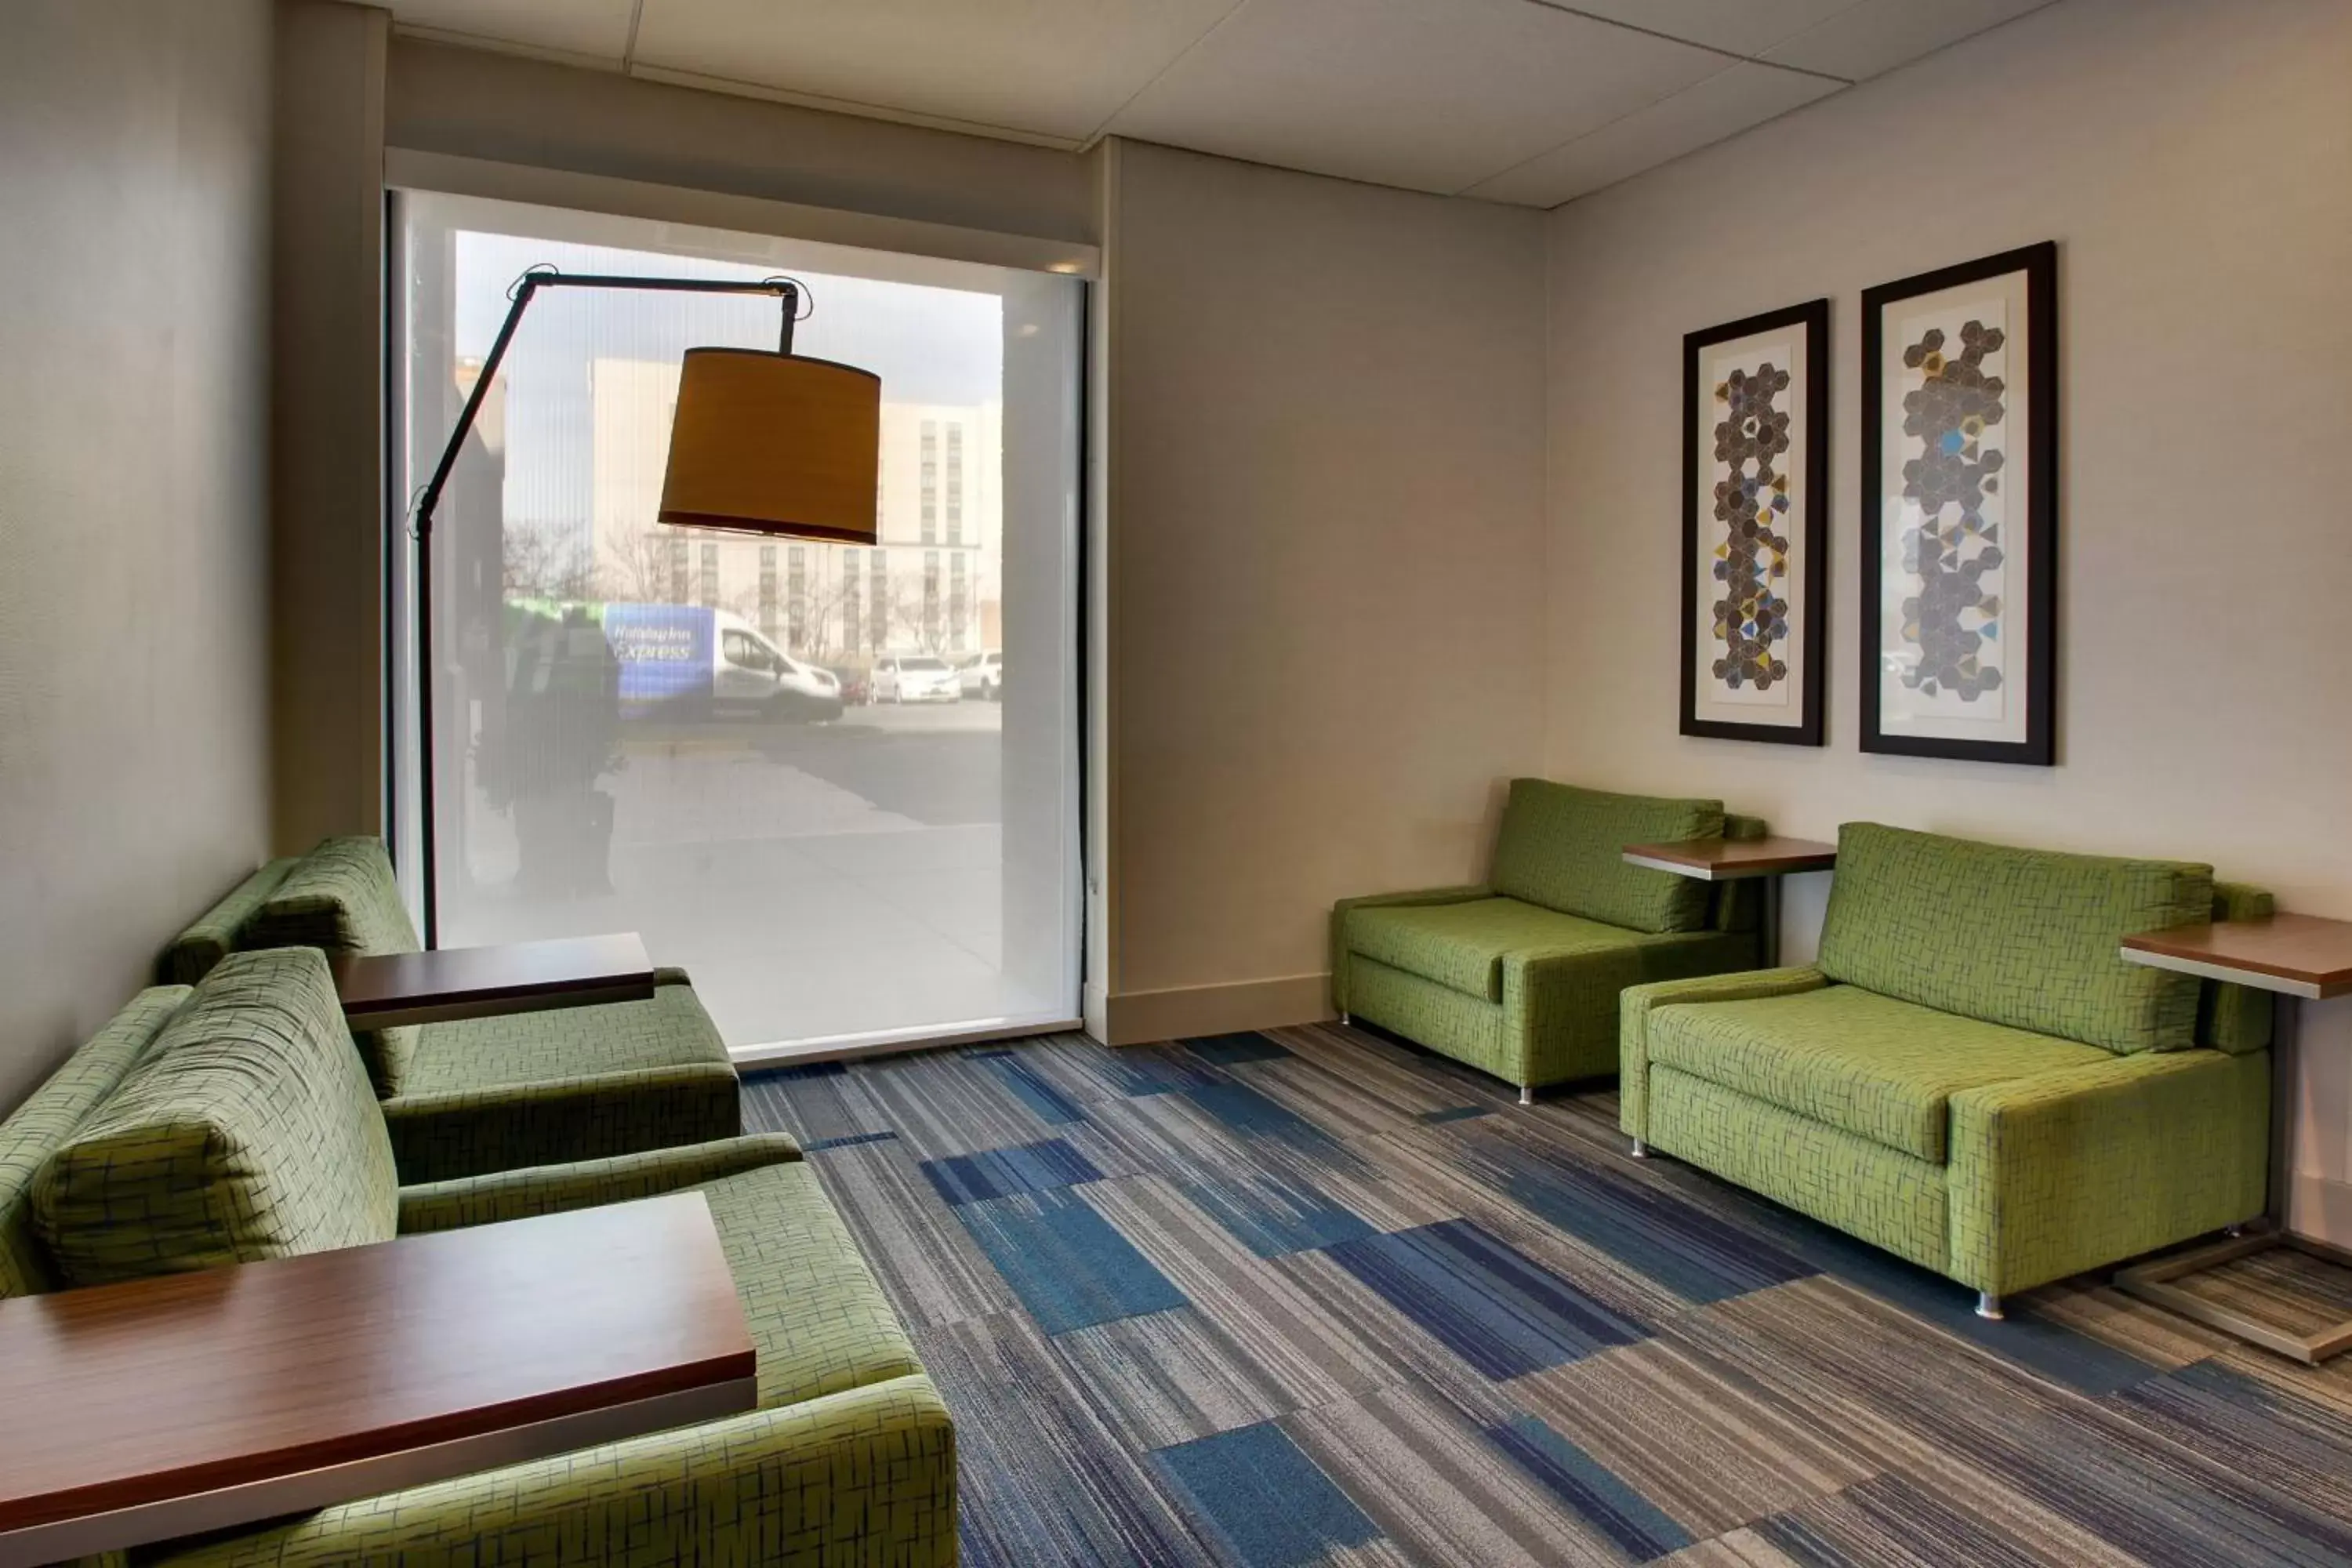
[0, 1192, 755, 1563]
[2122, 913, 2352, 1000]
[332, 933, 656, 1029]
[1621, 836, 1840, 880]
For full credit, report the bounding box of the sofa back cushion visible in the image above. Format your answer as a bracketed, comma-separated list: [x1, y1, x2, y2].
[1817, 823, 2213, 1054]
[247, 837, 420, 1094]
[34, 949, 399, 1287]
[162, 858, 299, 985]
[2201, 882, 2277, 1054]
[0, 988, 188, 1298]
[1490, 779, 1723, 934]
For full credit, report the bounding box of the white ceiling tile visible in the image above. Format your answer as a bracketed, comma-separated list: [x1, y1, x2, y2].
[629, 0, 1246, 144]
[1556, 0, 1867, 64]
[386, 0, 639, 67]
[1104, 0, 1730, 195]
[1467, 60, 1840, 205]
[1763, 0, 2057, 80]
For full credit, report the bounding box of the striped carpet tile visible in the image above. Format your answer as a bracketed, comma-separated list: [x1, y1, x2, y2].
[747, 1024, 2352, 1567]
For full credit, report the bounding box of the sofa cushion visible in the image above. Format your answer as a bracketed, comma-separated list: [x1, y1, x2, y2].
[0, 986, 188, 1298]
[34, 949, 399, 1286]
[701, 1160, 924, 1407]
[1490, 779, 1722, 934]
[163, 858, 298, 985]
[246, 837, 421, 1094]
[383, 979, 741, 1181]
[1817, 823, 2212, 1054]
[1345, 897, 1645, 1001]
[1648, 984, 2109, 1162]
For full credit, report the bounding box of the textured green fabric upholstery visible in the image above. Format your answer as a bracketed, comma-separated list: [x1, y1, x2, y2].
[382, 978, 742, 1183]
[1710, 812, 1769, 935]
[1948, 1049, 2270, 1294]
[34, 951, 399, 1286]
[1346, 898, 1645, 1002]
[248, 837, 423, 1094]
[1624, 834, 2273, 1297]
[1647, 985, 2109, 1162]
[397, 1132, 802, 1232]
[2201, 882, 2278, 1054]
[1329, 885, 1490, 1016]
[1817, 823, 2212, 1054]
[1490, 779, 1723, 934]
[1618, 965, 1828, 1142]
[0, 987, 187, 1298]
[1650, 1065, 1951, 1275]
[163, 860, 296, 985]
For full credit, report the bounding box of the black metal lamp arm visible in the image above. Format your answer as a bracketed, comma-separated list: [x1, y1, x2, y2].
[409, 269, 803, 542]
[405, 267, 799, 946]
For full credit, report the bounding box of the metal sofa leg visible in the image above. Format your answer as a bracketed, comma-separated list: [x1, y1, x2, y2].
[1518, 1085, 1534, 1106]
[1976, 1291, 2004, 1320]
[1340, 1012, 1351, 1026]
[1629, 1138, 1649, 1158]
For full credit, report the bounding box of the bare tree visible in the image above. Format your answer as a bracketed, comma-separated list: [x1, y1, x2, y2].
[887, 578, 955, 657]
[598, 526, 683, 604]
[503, 521, 597, 603]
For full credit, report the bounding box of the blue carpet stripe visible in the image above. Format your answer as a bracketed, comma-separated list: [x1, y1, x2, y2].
[1151, 1422, 1381, 1568]
[953, 1188, 1187, 1335]
[922, 1138, 1106, 1207]
[804, 1130, 899, 1152]
[985, 1054, 1089, 1124]
[1486, 1415, 1692, 1561]
[1175, 1168, 1377, 1258]
[1181, 1032, 1296, 1065]
[1327, 1219, 1648, 1379]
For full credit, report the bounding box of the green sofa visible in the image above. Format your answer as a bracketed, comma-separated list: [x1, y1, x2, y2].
[1621, 822, 2274, 1316]
[1331, 779, 1765, 1100]
[2, 949, 953, 1566]
[169, 838, 740, 1183]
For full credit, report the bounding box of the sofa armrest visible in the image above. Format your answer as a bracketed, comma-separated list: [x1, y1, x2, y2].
[1330, 884, 1491, 1013]
[1618, 966, 1828, 1141]
[1947, 1049, 2269, 1296]
[151, 1372, 957, 1568]
[396, 1132, 804, 1233]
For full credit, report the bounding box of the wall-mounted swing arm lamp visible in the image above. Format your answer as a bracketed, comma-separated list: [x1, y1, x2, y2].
[406, 266, 883, 942]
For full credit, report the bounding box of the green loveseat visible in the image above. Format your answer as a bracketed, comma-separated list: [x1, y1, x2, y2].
[2, 949, 953, 1566]
[1621, 822, 2274, 1317]
[169, 838, 740, 1183]
[1331, 779, 1765, 1100]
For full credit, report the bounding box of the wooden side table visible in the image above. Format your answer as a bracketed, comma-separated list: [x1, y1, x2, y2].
[332, 933, 657, 1030]
[2116, 913, 2352, 1363]
[0, 1191, 755, 1563]
[1621, 836, 1838, 965]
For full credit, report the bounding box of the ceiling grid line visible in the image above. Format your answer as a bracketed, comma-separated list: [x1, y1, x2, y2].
[1078, 0, 1261, 151]
[1512, 0, 1857, 82]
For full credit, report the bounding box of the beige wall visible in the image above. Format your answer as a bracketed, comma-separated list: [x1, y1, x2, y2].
[1541, 0, 2352, 1217]
[385, 39, 1097, 247]
[273, 0, 387, 852]
[1095, 140, 1548, 1041]
[0, 1, 276, 1109]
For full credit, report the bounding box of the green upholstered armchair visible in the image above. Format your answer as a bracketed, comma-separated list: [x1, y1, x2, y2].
[1331, 779, 1765, 1100]
[1619, 823, 2274, 1317]
[166, 839, 741, 1183]
[3, 952, 952, 1567]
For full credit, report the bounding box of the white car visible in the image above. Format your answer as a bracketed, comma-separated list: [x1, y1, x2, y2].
[873, 653, 962, 703]
[959, 650, 1004, 702]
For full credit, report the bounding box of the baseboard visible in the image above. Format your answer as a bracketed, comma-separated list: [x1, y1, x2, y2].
[1096, 973, 1334, 1047]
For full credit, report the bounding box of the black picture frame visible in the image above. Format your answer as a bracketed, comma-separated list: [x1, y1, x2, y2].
[1680, 298, 1830, 746]
[1860, 241, 2058, 766]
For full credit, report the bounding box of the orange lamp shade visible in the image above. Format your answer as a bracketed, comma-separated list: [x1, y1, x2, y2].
[657, 347, 880, 544]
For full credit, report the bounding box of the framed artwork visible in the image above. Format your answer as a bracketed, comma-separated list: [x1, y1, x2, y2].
[1682, 299, 1828, 746]
[1860, 241, 2057, 765]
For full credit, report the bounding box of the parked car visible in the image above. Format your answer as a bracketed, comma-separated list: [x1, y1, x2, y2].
[602, 604, 841, 723]
[959, 650, 1004, 702]
[873, 653, 962, 703]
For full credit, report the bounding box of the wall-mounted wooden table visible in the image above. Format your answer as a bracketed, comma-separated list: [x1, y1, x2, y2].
[1622, 837, 1838, 964]
[0, 1191, 754, 1565]
[2117, 913, 2352, 1363]
[332, 932, 656, 1030]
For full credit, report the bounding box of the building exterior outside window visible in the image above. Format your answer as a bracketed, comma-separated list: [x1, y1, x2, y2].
[919, 419, 938, 544]
[757, 545, 778, 643]
[946, 423, 964, 546]
[950, 553, 968, 650]
[699, 542, 718, 607]
[669, 537, 688, 604]
[842, 550, 862, 655]
[786, 545, 807, 652]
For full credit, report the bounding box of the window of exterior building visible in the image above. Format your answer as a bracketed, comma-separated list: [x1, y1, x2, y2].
[757, 544, 778, 644]
[786, 545, 807, 654]
[946, 423, 964, 546]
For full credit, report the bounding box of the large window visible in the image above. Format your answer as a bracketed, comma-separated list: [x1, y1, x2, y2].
[391, 192, 1082, 1053]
